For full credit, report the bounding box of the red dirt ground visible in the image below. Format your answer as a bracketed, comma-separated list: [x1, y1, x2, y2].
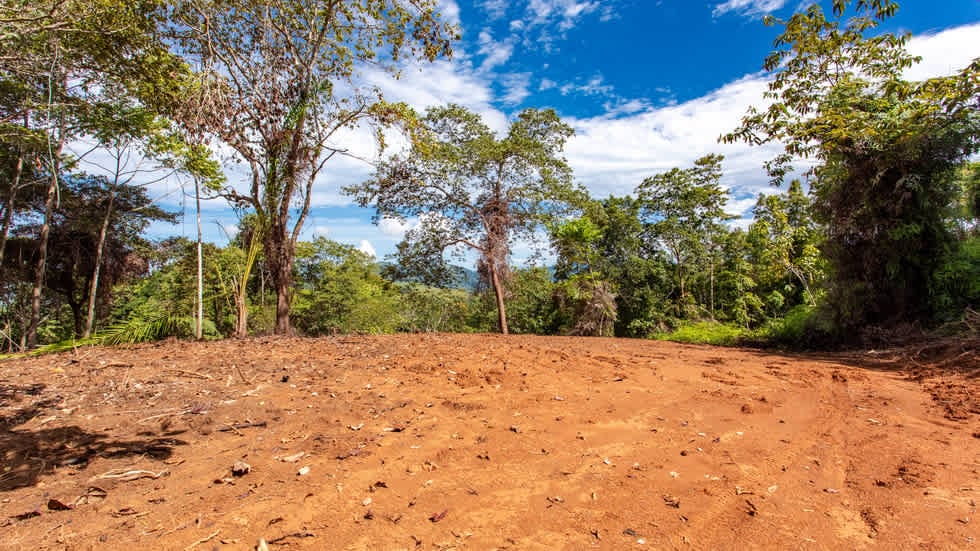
[0, 334, 977, 550]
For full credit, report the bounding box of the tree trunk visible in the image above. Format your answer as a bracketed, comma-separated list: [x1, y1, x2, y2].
[678, 268, 686, 304]
[0, 152, 23, 268]
[709, 255, 715, 321]
[489, 263, 508, 335]
[265, 226, 293, 335]
[1, 112, 29, 269]
[27, 170, 58, 348]
[274, 274, 291, 334]
[195, 178, 203, 340]
[28, 62, 65, 348]
[69, 296, 83, 338]
[234, 293, 249, 339]
[83, 188, 116, 338]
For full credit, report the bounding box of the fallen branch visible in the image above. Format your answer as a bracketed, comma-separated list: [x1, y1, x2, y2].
[234, 364, 253, 384]
[94, 469, 169, 482]
[216, 421, 267, 432]
[268, 531, 315, 544]
[184, 529, 220, 550]
[164, 368, 212, 380]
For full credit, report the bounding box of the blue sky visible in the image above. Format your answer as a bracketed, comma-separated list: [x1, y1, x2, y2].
[115, 0, 980, 262]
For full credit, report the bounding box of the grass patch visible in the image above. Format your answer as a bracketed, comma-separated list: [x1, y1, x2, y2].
[654, 321, 749, 346]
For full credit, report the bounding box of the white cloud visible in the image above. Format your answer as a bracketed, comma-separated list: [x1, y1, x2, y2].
[528, 0, 601, 30]
[904, 23, 980, 81]
[712, 0, 786, 18]
[562, 22, 980, 220]
[725, 196, 760, 219]
[477, 30, 515, 71]
[358, 240, 377, 258]
[602, 98, 652, 117]
[501, 72, 533, 104]
[436, 0, 462, 25]
[478, 0, 509, 20]
[362, 60, 508, 132]
[378, 216, 414, 237]
[564, 72, 780, 202]
[559, 74, 614, 97]
[512, 0, 616, 49]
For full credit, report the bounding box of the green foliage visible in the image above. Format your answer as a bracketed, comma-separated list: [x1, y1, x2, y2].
[636, 154, 733, 320]
[505, 267, 560, 335]
[292, 238, 402, 335]
[24, 314, 217, 355]
[349, 104, 580, 334]
[724, 0, 980, 336]
[746, 180, 824, 318]
[98, 314, 216, 345]
[931, 235, 980, 321]
[549, 217, 618, 336]
[655, 322, 749, 347]
[397, 284, 474, 333]
[106, 238, 232, 339]
[715, 229, 764, 327]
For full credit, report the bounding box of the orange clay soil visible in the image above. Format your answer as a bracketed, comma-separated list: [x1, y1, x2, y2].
[0, 334, 977, 550]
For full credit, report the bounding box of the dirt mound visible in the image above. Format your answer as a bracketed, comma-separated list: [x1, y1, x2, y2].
[1, 335, 977, 549]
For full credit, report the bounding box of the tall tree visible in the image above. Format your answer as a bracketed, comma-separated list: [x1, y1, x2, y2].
[72, 99, 222, 338]
[348, 105, 578, 334]
[747, 180, 823, 311]
[0, 0, 183, 347]
[164, 0, 456, 335]
[636, 154, 732, 319]
[9, 174, 175, 337]
[722, 0, 980, 332]
[577, 195, 673, 337]
[550, 217, 617, 336]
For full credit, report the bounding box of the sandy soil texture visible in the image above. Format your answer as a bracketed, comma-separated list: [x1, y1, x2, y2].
[0, 334, 977, 550]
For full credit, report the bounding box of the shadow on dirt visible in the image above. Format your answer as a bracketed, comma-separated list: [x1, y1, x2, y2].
[0, 382, 187, 492]
[0, 426, 186, 492]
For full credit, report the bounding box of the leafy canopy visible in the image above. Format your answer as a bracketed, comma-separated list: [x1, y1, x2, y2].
[722, 0, 980, 332]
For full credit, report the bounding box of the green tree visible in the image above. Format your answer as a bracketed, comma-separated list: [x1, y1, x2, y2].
[348, 105, 578, 334]
[164, 0, 456, 335]
[747, 180, 823, 313]
[73, 97, 223, 338]
[5, 174, 175, 339]
[0, 0, 187, 347]
[292, 238, 401, 335]
[722, 0, 980, 333]
[550, 217, 617, 336]
[107, 238, 223, 342]
[397, 283, 474, 333]
[504, 267, 561, 335]
[551, 195, 674, 337]
[636, 154, 733, 319]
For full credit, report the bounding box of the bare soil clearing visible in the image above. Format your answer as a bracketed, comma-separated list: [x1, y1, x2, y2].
[0, 334, 977, 550]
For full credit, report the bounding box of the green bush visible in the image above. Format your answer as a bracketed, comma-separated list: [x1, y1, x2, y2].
[654, 321, 748, 346]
